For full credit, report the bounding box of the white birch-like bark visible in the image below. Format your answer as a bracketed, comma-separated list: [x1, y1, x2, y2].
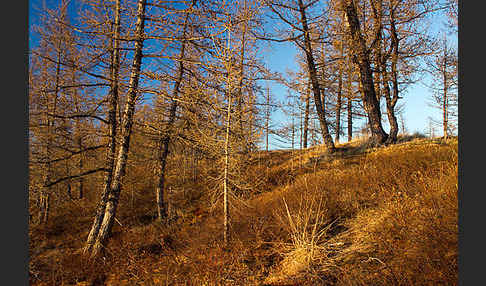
[84, 0, 122, 255]
[90, 0, 147, 258]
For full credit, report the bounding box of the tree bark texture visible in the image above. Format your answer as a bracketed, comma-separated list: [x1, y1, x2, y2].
[384, 7, 400, 144]
[223, 92, 231, 246]
[343, 0, 388, 144]
[89, 0, 146, 258]
[297, 0, 335, 152]
[84, 0, 122, 255]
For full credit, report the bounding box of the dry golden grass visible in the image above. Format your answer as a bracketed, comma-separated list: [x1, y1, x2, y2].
[251, 137, 457, 285]
[264, 194, 337, 285]
[29, 136, 457, 285]
[330, 142, 458, 285]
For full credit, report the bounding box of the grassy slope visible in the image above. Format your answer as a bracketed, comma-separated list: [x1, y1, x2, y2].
[29, 136, 458, 286]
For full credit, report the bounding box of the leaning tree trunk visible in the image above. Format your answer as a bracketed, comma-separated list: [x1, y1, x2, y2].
[378, 53, 400, 146]
[343, 0, 388, 144]
[382, 39, 399, 145]
[384, 7, 400, 145]
[297, 0, 335, 152]
[84, 0, 122, 255]
[155, 6, 191, 222]
[89, 0, 146, 258]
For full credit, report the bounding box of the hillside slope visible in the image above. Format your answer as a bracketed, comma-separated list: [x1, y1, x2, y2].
[29, 136, 458, 285]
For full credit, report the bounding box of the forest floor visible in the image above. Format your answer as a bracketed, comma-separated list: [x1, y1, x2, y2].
[29, 135, 458, 285]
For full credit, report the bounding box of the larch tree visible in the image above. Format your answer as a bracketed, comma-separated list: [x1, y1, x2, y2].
[341, 0, 388, 144]
[426, 34, 457, 138]
[150, 1, 197, 223]
[29, 0, 109, 224]
[84, 0, 123, 255]
[89, 0, 148, 258]
[282, 65, 313, 149]
[262, 0, 336, 152]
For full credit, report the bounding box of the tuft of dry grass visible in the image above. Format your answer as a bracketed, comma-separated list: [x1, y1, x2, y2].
[265, 194, 337, 285]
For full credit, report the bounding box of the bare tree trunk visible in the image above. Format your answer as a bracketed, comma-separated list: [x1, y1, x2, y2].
[39, 160, 52, 224]
[347, 96, 352, 141]
[343, 0, 388, 144]
[223, 18, 235, 247]
[84, 0, 122, 255]
[384, 7, 400, 144]
[67, 182, 73, 200]
[371, 0, 383, 104]
[247, 87, 255, 152]
[335, 9, 345, 144]
[155, 7, 191, 222]
[399, 113, 405, 135]
[155, 136, 169, 221]
[346, 58, 353, 142]
[68, 51, 85, 200]
[75, 118, 85, 200]
[382, 71, 399, 144]
[292, 126, 295, 150]
[299, 103, 303, 150]
[335, 66, 343, 144]
[65, 159, 73, 200]
[382, 83, 398, 142]
[303, 80, 310, 149]
[443, 76, 448, 139]
[89, 0, 146, 258]
[41, 193, 50, 224]
[442, 46, 449, 139]
[236, 0, 248, 152]
[265, 85, 270, 152]
[223, 91, 232, 247]
[297, 0, 335, 152]
[291, 109, 295, 150]
[389, 73, 400, 142]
